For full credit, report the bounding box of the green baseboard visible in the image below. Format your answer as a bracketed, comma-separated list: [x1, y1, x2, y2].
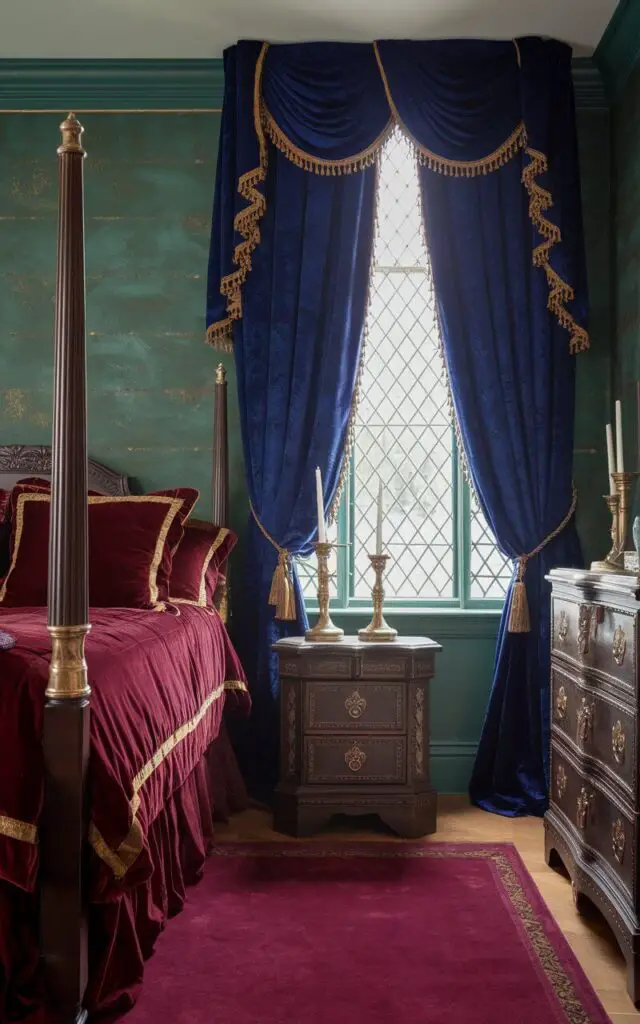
[430, 741, 477, 794]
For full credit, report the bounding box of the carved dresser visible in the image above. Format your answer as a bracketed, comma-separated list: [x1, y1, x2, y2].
[273, 636, 440, 838]
[545, 568, 640, 1002]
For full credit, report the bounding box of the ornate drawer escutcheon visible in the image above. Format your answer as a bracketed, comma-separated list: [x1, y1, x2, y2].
[344, 690, 367, 720]
[576, 787, 594, 830]
[612, 721, 626, 764]
[577, 604, 592, 655]
[612, 818, 626, 864]
[555, 686, 568, 721]
[557, 610, 569, 643]
[612, 626, 627, 666]
[576, 698, 595, 745]
[344, 742, 367, 773]
[555, 763, 567, 800]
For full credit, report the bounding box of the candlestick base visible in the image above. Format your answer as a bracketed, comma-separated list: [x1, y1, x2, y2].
[358, 553, 397, 643]
[305, 541, 344, 643]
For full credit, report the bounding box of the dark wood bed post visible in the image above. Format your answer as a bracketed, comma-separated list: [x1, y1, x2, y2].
[41, 114, 91, 1024]
[212, 364, 230, 621]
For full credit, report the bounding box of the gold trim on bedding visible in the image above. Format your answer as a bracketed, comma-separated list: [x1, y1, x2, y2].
[0, 814, 37, 845]
[169, 526, 230, 607]
[89, 677, 248, 879]
[0, 493, 184, 610]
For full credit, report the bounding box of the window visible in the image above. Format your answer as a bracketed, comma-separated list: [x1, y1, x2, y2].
[298, 130, 512, 609]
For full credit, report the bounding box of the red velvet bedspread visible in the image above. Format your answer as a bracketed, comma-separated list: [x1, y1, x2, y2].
[0, 605, 249, 897]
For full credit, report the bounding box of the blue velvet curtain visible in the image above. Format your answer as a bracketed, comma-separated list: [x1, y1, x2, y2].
[208, 43, 377, 796]
[207, 37, 589, 806]
[419, 38, 587, 815]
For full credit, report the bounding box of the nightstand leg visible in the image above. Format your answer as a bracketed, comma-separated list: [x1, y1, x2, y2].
[273, 791, 331, 837]
[379, 791, 437, 839]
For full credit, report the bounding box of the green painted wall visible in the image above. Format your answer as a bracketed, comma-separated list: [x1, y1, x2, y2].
[0, 112, 246, 529]
[613, 63, 640, 521]
[0, 104, 612, 793]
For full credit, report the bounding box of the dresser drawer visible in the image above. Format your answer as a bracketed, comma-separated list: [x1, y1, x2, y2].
[306, 682, 405, 732]
[551, 667, 635, 793]
[552, 597, 636, 689]
[304, 735, 406, 784]
[551, 745, 635, 895]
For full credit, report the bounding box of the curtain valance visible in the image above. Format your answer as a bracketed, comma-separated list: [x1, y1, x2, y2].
[206, 36, 589, 354]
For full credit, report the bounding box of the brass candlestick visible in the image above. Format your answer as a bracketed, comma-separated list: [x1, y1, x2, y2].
[305, 541, 344, 642]
[358, 554, 397, 642]
[591, 472, 639, 573]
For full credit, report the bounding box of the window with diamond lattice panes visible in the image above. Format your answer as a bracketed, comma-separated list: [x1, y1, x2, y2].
[298, 129, 510, 609]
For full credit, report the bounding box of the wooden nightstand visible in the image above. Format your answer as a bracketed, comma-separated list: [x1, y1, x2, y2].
[273, 636, 441, 838]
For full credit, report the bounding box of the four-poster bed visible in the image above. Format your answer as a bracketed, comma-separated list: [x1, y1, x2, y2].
[0, 116, 247, 1023]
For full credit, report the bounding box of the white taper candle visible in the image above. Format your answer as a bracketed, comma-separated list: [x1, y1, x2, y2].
[606, 423, 616, 495]
[375, 479, 383, 555]
[616, 399, 625, 473]
[315, 466, 326, 543]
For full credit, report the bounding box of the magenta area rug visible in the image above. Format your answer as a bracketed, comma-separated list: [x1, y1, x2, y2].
[124, 843, 610, 1024]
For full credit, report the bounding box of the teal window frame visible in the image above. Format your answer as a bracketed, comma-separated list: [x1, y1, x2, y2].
[303, 434, 509, 614]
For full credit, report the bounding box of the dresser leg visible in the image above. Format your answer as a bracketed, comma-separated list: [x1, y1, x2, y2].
[623, 951, 640, 1006]
[379, 793, 437, 839]
[273, 792, 331, 837]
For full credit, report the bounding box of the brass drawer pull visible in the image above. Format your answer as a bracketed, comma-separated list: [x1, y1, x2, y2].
[344, 742, 367, 773]
[557, 609, 569, 642]
[612, 626, 627, 666]
[344, 690, 367, 720]
[577, 604, 592, 655]
[576, 787, 593, 830]
[612, 819, 626, 864]
[612, 721, 626, 764]
[555, 763, 567, 800]
[555, 686, 568, 721]
[576, 698, 594, 745]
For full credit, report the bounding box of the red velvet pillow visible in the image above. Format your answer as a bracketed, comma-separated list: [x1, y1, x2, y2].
[0, 487, 199, 610]
[169, 521, 237, 607]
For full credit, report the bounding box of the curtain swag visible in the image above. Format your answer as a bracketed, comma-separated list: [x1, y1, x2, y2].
[206, 38, 590, 358]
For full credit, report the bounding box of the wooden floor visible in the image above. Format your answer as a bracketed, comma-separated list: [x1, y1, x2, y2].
[217, 795, 638, 1022]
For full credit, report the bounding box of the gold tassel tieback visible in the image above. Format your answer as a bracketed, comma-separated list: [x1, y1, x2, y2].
[508, 557, 531, 633]
[250, 503, 297, 621]
[507, 486, 578, 634]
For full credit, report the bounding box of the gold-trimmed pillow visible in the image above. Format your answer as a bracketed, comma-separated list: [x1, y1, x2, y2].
[0, 489, 196, 610]
[169, 520, 237, 608]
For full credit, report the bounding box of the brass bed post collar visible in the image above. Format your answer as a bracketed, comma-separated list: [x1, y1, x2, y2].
[215, 363, 227, 384]
[46, 624, 92, 699]
[58, 113, 86, 156]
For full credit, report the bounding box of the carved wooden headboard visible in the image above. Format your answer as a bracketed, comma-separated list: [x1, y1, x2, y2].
[0, 445, 130, 496]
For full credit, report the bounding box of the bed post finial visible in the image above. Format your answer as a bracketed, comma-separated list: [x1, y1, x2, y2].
[58, 113, 85, 156]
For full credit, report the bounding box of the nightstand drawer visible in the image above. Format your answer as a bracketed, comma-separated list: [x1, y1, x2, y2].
[306, 682, 405, 732]
[304, 735, 406, 784]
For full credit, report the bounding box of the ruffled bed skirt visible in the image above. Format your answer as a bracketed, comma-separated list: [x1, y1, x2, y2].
[1, 725, 248, 1022]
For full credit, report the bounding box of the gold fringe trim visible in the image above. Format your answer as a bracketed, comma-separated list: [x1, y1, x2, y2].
[250, 502, 296, 620]
[328, 160, 380, 525]
[522, 148, 590, 354]
[263, 103, 394, 176]
[507, 486, 577, 634]
[206, 41, 270, 352]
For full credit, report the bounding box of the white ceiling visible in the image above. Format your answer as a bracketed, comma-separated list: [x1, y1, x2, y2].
[0, 0, 618, 59]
